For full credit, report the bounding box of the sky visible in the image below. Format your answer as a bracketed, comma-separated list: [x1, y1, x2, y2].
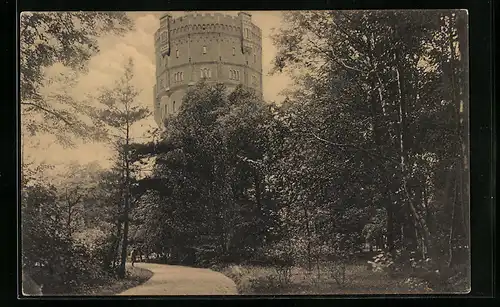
[23, 11, 292, 175]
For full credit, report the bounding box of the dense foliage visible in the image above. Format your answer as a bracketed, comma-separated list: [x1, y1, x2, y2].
[21, 10, 470, 295]
[20, 12, 132, 145]
[132, 10, 469, 292]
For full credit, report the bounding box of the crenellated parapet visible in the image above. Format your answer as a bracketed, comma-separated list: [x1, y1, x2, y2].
[153, 12, 263, 127]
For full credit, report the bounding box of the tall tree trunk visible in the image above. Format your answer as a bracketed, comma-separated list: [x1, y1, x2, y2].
[385, 193, 395, 255]
[253, 169, 266, 245]
[394, 52, 437, 269]
[304, 207, 312, 271]
[368, 74, 398, 256]
[113, 220, 123, 270]
[119, 126, 131, 278]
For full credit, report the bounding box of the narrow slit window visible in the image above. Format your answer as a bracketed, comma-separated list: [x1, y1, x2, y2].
[173, 101, 176, 112]
[176, 49, 179, 58]
[203, 46, 207, 54]
[201, 68, 209, 79]
[232, 47, 235, 56]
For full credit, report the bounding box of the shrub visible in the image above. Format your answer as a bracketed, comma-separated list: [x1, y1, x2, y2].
[324, 260, 351, 288]
[367, 251, 394, 273]
[261, 242, 295, 286]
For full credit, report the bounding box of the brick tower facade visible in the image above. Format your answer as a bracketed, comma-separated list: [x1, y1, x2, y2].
[153, 12, 263, 126]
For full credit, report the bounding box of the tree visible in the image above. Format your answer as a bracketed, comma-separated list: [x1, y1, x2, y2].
[130, 83, 283, 265]
[20, 12, 132, 145]
[270, 10, 469, 290]
[94, 58, 150, 278]
[54, 162, 104, 237]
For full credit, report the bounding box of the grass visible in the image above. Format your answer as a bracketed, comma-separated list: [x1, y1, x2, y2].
[71, 266, 153, 296]
[216, 262, 433, 295]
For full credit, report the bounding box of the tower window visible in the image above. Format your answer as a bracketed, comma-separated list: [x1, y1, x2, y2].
[174, 72, 183, 82]
[201, 68, 211, 79]
[254, 54, 256, 63]
[173, 101, 176, 112]
[176, 49, 179, 58]
[232, 47, 235, 56]
[203, 46, 207, 54]
[230, 69, 240, 81]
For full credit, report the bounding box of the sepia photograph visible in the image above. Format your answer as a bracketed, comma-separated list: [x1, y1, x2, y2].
[20, 10, 470, 296]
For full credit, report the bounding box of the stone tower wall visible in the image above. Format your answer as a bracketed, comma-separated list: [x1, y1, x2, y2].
[153, 12, 263, 126]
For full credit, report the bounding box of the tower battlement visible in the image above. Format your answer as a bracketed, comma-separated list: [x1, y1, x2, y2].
[153, 11, 264, 127]
[156, 13, 262, 42]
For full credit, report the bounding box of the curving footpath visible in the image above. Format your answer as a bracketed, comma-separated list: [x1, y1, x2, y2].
[117, 263, 238, 296]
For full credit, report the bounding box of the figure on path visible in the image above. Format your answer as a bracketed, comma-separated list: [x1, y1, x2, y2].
[131, 248, 138, 267]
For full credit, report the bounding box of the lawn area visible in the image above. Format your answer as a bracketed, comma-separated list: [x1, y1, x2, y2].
[71, 266, 153, 296]
[216, 263, 433, 295]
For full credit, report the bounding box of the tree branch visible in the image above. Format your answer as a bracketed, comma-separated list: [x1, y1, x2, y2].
[21, 102, 74, 126]
[309, 132, 399, 166]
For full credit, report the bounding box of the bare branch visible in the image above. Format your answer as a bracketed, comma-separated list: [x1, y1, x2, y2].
[21, 102, 74, 126]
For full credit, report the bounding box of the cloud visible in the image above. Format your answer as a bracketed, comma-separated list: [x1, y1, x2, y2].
[23, 11, 292, 171]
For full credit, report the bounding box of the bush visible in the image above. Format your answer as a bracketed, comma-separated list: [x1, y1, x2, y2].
[258, 241, 295, 286]
[324, 260, 351, 288]
[21, 184, 116, 295]
[367, 251, 394, 273]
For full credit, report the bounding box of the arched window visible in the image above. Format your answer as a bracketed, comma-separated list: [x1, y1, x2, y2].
[201, 68, 211, 79]
[203, 46, 207, 54]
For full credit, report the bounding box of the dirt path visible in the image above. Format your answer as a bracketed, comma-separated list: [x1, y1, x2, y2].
[117, 263, 238, 296]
